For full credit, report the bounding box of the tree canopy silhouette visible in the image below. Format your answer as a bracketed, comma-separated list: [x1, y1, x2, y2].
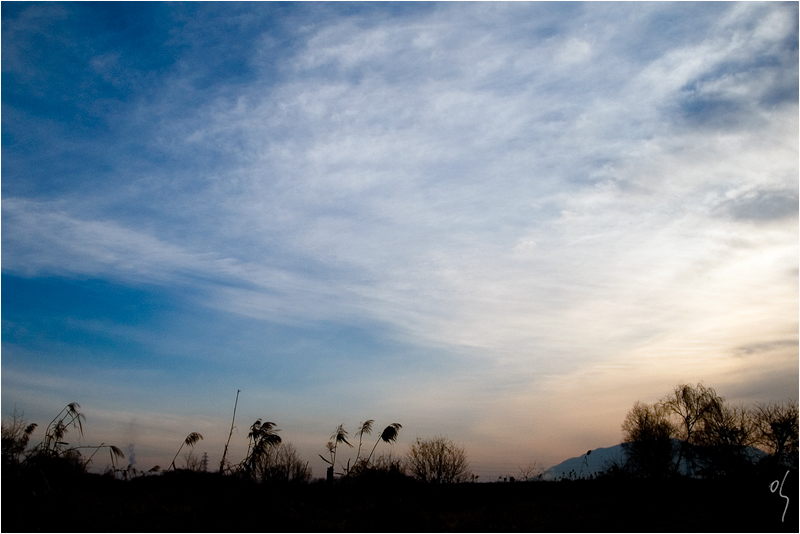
[406, 436, 470, 484]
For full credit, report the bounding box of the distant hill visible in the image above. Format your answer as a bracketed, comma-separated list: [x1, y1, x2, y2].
[543, 441, 768, 480]
[543, 443, 627, 480]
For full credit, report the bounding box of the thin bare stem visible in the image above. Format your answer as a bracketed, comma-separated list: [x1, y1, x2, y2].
[366, 423, 402, 466]
[219, 390, 240, 474]
[40, 403, 84, 453]
[75, 444, 125, 469]
[354, 420, 374, 466]
[169, 433, 203, 470]
[80, 443, 105, 468]
[171, 443, 185, 471]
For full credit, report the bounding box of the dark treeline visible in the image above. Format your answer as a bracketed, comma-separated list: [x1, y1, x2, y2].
[2, 383, 798, 532]
[619, 383, 797, 479]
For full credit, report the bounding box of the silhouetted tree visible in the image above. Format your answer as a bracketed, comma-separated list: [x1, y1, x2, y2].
[753, 400, 798, 468]
[406, 436, 470, 483]
[693, 403, 759, 477]
[621, 401, 677, 478]
[695, 403, 756, 448]
[624, 384, 796, 478]
[660, 383, 723, 475]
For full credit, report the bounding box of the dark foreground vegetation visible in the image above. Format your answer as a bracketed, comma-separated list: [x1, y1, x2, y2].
[3, 383, 798, 532]
[2, 467, 798, 532]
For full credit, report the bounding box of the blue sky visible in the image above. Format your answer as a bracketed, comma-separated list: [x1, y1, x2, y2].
[2, 1, 798, 479]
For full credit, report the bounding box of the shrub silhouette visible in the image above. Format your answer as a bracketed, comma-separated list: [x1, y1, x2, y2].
[406, 436, 470, 483]
[2, 402, 124, 494]
[346, 450, 411, 484]
[1, 412, 37, 468]
[241, 441, 311, 483]
[27, 403, 124, 471]
[517, 461, 544, 482]
[181, 450, 205, 472]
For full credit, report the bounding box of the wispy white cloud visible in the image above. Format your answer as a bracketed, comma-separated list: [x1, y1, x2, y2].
[6, 1, 797, 358]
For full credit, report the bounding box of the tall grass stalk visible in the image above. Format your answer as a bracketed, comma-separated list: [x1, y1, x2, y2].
[170, 433, 203, 471]
[331, 424, 352, 473]
[219, 389, 240, 474]
[366, 423, 402, 466]
[77, 444, 125, 469]
[40, 402, 85, 455]
[354, 420, 374, 467]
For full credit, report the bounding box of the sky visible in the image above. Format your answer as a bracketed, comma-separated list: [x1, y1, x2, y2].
[2, 1, 798, 480]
